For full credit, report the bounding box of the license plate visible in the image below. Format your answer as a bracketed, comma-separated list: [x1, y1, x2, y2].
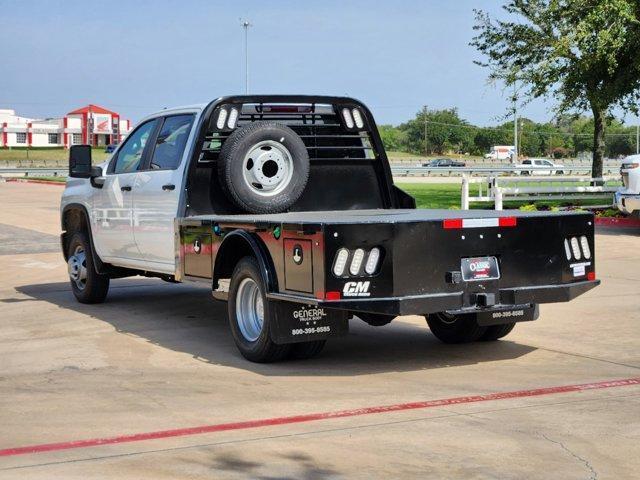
[461, 256, 500, 281]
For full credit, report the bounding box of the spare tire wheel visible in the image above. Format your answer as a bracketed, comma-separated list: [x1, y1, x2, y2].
[218, 121, 310, 214]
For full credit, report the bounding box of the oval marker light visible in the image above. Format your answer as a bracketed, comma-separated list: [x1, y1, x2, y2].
[227, 108, 239, 129]
[580, 236, 591, 259]
[365, 247, 381, 275]
[216, 108, 228, 129]
[342, 108, 354, 129]
[333, 248, 349, 276]
[564, 239, 572, 260]
[349, 248, 365, 276]
[352, 108, 364, 128]
[570, 237, 581, 260]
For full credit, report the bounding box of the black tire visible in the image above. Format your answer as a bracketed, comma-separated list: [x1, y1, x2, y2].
[358, 312, 395, 327]
[66, 232, 110, 304]
[218, 121, 310, 214]
[227, 257, 290, 362]
[480, 323, 516, 341]
[426, 312, 488, 344]
[289, 340, 326, 360]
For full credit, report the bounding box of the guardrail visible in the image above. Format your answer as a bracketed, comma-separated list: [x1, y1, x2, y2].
[391, 165, 620, 176]
[0, 168, 66, 177]
[461, 175, 620, 210]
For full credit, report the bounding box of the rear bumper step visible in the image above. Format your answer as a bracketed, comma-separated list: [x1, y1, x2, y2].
[267, 280, 600, 316]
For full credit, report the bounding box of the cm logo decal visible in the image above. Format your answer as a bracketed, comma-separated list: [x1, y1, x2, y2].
[343, 281, 371, 297]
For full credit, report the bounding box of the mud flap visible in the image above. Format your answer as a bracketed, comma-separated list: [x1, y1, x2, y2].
[270, 302, 349, 344]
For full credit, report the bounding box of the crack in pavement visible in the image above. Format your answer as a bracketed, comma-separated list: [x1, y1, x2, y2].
[541, 433, 598, 480]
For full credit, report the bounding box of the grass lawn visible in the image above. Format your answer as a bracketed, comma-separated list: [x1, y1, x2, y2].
[397, 182, 613, 210]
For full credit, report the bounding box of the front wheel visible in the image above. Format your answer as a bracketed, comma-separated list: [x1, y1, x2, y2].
[67, 232, 110, 304]
[228, 257, 290, 362]
[425, 312, 487, 344]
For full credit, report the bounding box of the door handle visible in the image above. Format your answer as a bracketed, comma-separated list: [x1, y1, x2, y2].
[162, 184, 176, 191]
[121, 185, 132, 192]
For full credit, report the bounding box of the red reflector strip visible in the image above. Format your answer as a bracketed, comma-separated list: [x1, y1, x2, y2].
[443, 219, 463, 229]
[443, 217, 518, 229]
[499, 216, 517, 227]
[325, 291, 341, 300]
[587, 271, 596, 281]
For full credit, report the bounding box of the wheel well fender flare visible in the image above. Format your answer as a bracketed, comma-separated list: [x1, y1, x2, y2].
[61, 203, 104, 272]
[212, 230, 278, 293]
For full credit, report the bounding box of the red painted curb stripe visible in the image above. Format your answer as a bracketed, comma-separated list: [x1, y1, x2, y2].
[1, 377, 638, 458]
[5, 178, 65, 186]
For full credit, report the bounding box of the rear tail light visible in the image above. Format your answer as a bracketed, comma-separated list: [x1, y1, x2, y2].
[564, 235, 591, 261]
[332, 247, 383, 277]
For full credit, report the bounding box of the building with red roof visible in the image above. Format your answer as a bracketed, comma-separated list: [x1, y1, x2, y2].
[0, 104, 132, 148]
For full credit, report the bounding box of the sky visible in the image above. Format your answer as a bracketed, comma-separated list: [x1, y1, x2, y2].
[0, 0, 631, 127]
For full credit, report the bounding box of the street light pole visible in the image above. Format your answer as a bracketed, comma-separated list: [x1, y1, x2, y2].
[241, 19, 252, 94]
[513, 83, 518, 163]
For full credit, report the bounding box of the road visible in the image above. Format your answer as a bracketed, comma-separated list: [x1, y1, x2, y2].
[0, 181, 638, 479]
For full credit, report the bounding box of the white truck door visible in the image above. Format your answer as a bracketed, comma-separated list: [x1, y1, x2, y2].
[132, 114, 195, 271]
[92, 119, 158, 264]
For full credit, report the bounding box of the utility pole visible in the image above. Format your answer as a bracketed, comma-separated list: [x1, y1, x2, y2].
[636, 124, 639, 155]
[424, 119, 428, 156]
[241, 19, 252, 94]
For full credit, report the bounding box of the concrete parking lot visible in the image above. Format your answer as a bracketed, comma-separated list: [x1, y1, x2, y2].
[0, 181, 638, 479]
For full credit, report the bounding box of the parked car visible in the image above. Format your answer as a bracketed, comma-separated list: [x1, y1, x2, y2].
[615, 155, 640, 216]
[517, 158, 565, 175]
[61, 95, 598, 362]
[423, 158, 466, 168]
[104, 144, 117, 153]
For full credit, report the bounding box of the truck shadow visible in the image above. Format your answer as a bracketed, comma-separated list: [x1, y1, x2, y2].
[15, 278, 536, 377]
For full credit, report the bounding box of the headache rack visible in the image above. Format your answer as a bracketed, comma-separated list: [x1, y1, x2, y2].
[198, 96, 384, 165]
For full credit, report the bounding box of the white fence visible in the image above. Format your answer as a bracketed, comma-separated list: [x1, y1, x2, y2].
[461, 175, 620, 210]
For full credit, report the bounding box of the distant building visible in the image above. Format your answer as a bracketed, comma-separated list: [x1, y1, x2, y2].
[0, 104, 132, 149]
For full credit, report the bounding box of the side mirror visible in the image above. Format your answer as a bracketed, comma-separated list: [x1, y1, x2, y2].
[69, 145, 93, 178]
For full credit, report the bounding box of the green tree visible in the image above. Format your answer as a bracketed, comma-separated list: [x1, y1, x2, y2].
[472, 0, 640, 178]
[399, 107, 474, 155]
[377, 125, 406, 152]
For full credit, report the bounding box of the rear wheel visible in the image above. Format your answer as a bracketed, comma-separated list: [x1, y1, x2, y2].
[289, 340, 326, 359]
[480, 323, 516, 341]
[426, 312, 487, 344]
[67, 232, 110, 304]
[228, 257, 290, 362]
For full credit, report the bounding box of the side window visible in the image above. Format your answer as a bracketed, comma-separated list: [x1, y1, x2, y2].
[148, 114, 195, 170]
[523, 160, 531, 165]
[112, 119, 158, 174]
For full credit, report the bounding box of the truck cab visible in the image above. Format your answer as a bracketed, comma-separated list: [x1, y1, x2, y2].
[61, 95, 599, 363]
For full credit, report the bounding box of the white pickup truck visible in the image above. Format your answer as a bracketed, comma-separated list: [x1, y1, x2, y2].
[615, 155, 640, 216]
[60, 95, 599, 362]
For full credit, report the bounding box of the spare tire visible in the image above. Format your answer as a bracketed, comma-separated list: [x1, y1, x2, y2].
[218, 121, 310, 213]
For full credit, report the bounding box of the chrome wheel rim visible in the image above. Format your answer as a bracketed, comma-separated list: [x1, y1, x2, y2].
[68, 245, 88, 291]
[235, 278, 265, 342]
[242, 140, 294, 197]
